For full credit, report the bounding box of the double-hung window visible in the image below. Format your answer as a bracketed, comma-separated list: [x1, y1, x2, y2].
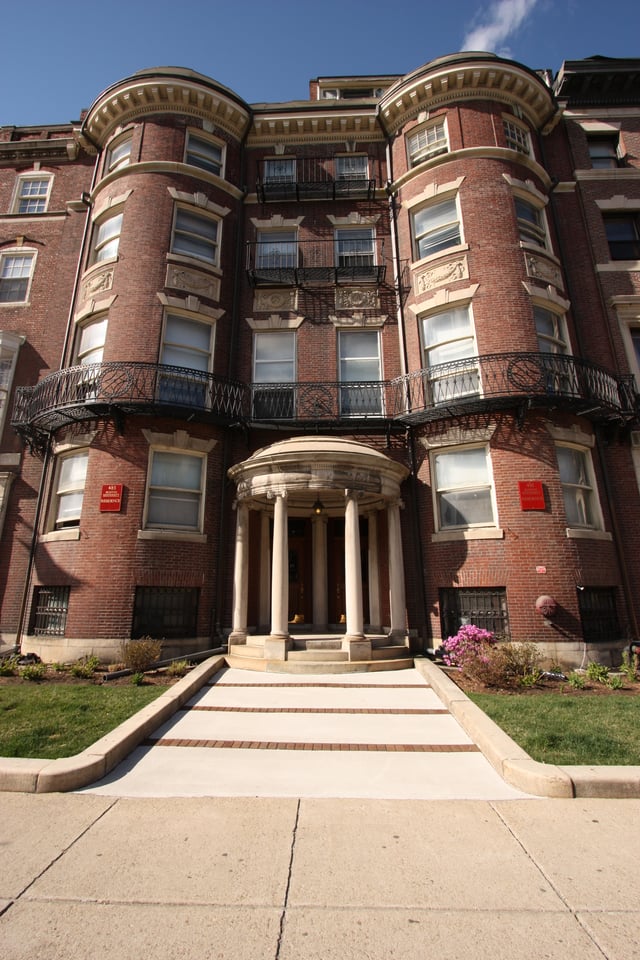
[256, 230, 297, 269]
[90, 211, 123, 264]
[252, 331, 295, 419]
[263, 158, 296, 183]
[74, 316, 108, 400]
[535, 306, 575, 395]
[146, 450, 205, 531]
[335, 155, 368, 181]
[159, 314, 214, 408]
[555, 445, 599, 529]
[338, 329, 382, 416]
[0, 331, 25, 438]
[603, 214, 640, 261]
[172, 208, 219, 265]
[407, 119, 448, 166]
[433, 446, 496, 531]
[413, 197, 460, 260]
[503, 119, 530, 155]
[105, 135, 132, 174]
[14, 175, 52, 214]
[515, 197, 547, 248]
[185, 134, 223, 177]
[0, 252, 35, 303]
[588, 136, 620, 169]
[422, 306, 479, 404]
[52, 451, 89, 529]
[335, 228, 375, 268]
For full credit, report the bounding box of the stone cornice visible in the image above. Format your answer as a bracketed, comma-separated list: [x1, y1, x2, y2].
[379, 58, 556, 135]
[391, 146, 553, 194]
[0, 138, 79, 165]
[247, 108, 384, 146]
[82, 75, 251, 146]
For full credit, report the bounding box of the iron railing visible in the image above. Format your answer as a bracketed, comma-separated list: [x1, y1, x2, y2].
[10, 352, 638, 448]
[245, 239, 386, 286]
[256, 157, 376, 202]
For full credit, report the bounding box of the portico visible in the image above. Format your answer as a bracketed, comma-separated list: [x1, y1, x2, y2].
[227, 437, 410, 666]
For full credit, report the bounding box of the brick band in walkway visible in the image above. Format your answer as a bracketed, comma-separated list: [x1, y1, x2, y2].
[144, 738, 481, 752]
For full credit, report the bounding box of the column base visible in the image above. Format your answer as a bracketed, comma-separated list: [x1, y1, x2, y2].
[341, 636, 372, 661]
[228, 630, 247, 645]
[264, 635, 291, 660]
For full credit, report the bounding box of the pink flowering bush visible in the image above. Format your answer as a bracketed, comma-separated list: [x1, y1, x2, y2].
[441, 624, 496, 669]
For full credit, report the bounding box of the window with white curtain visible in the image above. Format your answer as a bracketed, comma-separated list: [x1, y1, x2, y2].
[252, 331, 295, 418]
[171, 208, 219, 265]
[433, 446, 495, 530]
[75, 316, 108, 365]
[159, 314, 214, 407]
[338, 329, 382, 415]
[145, 450, 205, 531]
[413, 197, 461, 260]
[555, 445, 599, 529]
[90, 211, 123, 264]
[422, 305, 479, 404]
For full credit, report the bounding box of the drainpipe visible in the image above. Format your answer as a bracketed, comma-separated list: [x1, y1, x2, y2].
[14, 132, 99, 652]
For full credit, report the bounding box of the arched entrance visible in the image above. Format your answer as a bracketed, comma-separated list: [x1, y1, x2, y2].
[227, 437, 409, 662]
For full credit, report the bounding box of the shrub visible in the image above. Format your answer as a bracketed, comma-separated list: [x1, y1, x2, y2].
[465, 641, 543, 689]
[70, 655, 101, 679]
[0, 655, 19, 677]
[51, 662, 67, 673]
[619, 650, 638, 682]
[586, 661, 610, 684]
[568, 671, 587, 689]
[441, 624, 496, 668]
[130, 672, 145, 686]
[20, 662, 47, 682]
[121, 637, 163, 673]
[166, 659, 191, 678]
[607, 674, 625, 690]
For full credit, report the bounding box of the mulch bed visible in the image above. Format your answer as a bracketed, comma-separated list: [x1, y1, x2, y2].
[443, 665, 640, 697]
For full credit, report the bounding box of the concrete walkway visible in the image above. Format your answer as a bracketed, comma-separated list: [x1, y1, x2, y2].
[80, 664, 533, 801]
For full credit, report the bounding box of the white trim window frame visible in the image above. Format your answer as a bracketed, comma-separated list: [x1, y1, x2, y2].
[335, 227, 375, 267]
[75, 315, 108, 366]
[13, 174, 53, 214]
[252, 330, 296, 418]
[421, 305, 479, 404]
[0, 250, 36, 304]
[335, 155, 369, 181]
[185, 132, 224, 178]
[338, 328, 383, 416]
[105, 134, 133, 174]
[51, 450, 89, 530]
[159, 313, 215, 409]
[503, 118, 531, 155]
[413, 196, 461, 261]
[256, 229, 297, 269]
[89, 210, 123, 265]
[432, 445, 497, 532]
[263, 158, 296, 183]
[407, 118, 448, 167]
[515, 195, 548, 249]
[144, 448, 206, 532]
[0, 330, 25, 439]
[171, 207, 220, 266]
[555, 443, 602, 531]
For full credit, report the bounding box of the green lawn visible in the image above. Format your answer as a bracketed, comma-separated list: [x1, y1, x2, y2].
[469, 692, 640, 765]
[0, 684, 167, 759]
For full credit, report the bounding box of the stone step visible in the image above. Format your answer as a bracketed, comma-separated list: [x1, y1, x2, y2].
[225, 653, 415, 674]
[291, 639, 343, 651]
[372, 646, 411, 660]
[287, 648, 350, 661]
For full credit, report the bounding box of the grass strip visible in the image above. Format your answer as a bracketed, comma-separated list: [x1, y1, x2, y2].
[468, 692, 640, 765]
[0, 684, 167, 759]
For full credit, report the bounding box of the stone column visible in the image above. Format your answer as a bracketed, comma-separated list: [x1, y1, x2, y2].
[312, 513, 328, 629]
[388, 499, 407, 642]
[367, 510, 381, 632]
[259, 510, 271, 631]
[229, 500, 249, 644]
[342, 489, 371, 660]
[266, 491, 290, 659]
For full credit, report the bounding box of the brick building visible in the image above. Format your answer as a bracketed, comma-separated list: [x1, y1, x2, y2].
[1, 52, 639, 669]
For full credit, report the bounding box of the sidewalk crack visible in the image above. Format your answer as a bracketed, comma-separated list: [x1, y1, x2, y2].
[275, 797, 300, 960]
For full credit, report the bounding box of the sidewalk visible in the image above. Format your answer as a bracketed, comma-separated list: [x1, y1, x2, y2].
[1, 792, 639, 959]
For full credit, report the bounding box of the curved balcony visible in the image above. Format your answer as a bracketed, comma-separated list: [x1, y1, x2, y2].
[11, 352, 637, 452]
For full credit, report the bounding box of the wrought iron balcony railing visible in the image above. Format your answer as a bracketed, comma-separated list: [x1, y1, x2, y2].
[245, 239, 386, 287]
[256, 157, 376, 203]
[10, 351, 638, 450]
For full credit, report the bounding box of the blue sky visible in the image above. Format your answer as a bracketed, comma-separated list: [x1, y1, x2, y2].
[2, 0, 639, 127]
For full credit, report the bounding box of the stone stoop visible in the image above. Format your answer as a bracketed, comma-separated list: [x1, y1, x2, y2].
[226, 633, 413, 673]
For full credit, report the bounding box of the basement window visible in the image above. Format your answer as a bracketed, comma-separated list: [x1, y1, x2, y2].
[132, 586, 199, 639]
[30, 586, 70, 636]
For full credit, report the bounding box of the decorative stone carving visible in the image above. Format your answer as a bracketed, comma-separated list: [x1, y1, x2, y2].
[414, 256, 468, 295]
[81, 267, 114, 302]
[253, 289, 298, 312]
[525, 253, 563, 290]
[166, 265, 220, 301]
[335, 287, 380, 310]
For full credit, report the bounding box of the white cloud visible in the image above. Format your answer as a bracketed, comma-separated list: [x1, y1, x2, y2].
[461, 0, 539, 56]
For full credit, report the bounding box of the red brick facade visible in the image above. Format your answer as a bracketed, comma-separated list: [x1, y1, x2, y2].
[1, 54, 639, 666]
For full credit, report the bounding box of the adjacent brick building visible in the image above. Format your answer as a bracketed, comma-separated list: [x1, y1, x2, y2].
[1, 52, 639, 668]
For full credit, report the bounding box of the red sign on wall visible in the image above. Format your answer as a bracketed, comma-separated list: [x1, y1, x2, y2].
[100, 483, 123, 513]
[518, 480, 545, 511]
